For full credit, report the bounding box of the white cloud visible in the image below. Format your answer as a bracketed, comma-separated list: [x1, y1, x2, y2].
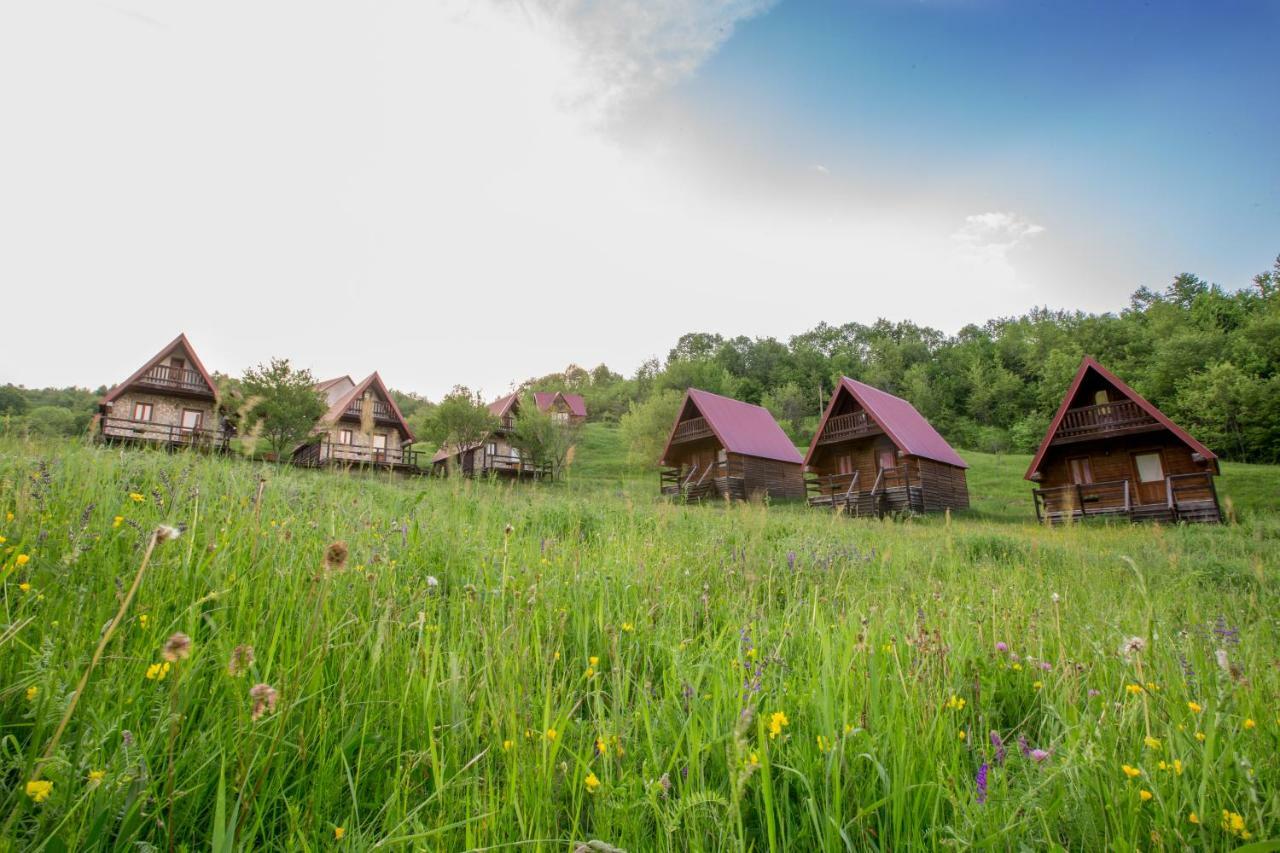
[952, 211, 1046, 261]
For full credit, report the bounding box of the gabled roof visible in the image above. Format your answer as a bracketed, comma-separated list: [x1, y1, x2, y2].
[315, 375, 356, 406]
[489, 393, 519, 418]
[102, 333, 219, 405]
[660, 388, 803, 466]
[1025, 357, 1217, 480]
[319, 372, 415, 442]
[534, 391, 587, 418]
[804, 377, 968, 469]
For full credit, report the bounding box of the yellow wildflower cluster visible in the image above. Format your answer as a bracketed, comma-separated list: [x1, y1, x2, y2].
[768, 711, 789, 739]
[1221, 810, 1251, 840]
[145, 661, 171, 681]
[1125, 683, 1143, 695]
[26, 780, 52, 803]
[1121, 764, 1142, 779]
[584, 772, 601, 793]
[945, 695, 966, 711]
[1143, 736, 1161, 750]
[1156, 759, 1183, 775]
[1187, 701, 1202, 714]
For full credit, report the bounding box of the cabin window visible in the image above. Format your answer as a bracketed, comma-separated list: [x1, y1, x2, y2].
[877, 449, 897, 471]
[486, 442, 497, 456]
[552, 411, 569, 423]
[510, 446, 521, 460]
[1134, 452, 1164, 483]
[132, 402, 153, 422]
[373, 434, 387, 450]
[1067, 457, 1093, 485]
[181, 409, 203, 431]
[338, 429, 353, 445]
[837, 455, 853, 475]
[1093, 390, 1108, 406]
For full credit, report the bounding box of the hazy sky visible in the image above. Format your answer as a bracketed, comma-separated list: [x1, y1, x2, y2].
[2, 0, 1277, 399]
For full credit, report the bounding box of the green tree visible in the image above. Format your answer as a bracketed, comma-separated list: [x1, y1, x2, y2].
[619, 389, 683, 469]
[25, 405, 79, 436]
[240, 358, 326, 461]
[762, 382, 814, 444]
[0, 385, 28, 416]
[420, 387, 498, 473]
[510, 395, 582, 480]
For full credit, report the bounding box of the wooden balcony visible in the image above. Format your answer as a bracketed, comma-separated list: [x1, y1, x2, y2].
[670, 416, 714, 444]
[342, 398, 398, 424]
[133, 364, 214, 398]
[1032, 472, 1220, 524]
[294, 438, 425, 473]
[99, 417, 229, 452]
[1051, 400, 1160, 444]
[816, 410, 880, 444]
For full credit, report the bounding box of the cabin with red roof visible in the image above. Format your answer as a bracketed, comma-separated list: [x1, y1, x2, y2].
[804, 377, 969, 516]
[659, 388, 805, 501]
[533, 391, 587, 424]
[292, 372, 422, 472]
[97, 333, 231, 452]
[1026, 357, 1221, 524]
[430, 393, 551, 478]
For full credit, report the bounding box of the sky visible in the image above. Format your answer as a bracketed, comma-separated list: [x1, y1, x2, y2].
[1, 0, 1277, 399]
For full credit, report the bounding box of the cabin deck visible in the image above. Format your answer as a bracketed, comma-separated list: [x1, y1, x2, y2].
[1049, 400, 1161, 445]
[99, 417, 230, 453]
[293, 439, 426, 474]
[1031, 472, 1220, 524]
[661, 460, 743, 502]
[804, 466, 924, 517]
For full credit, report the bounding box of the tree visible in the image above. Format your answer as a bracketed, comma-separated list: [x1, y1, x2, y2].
[0, 385, 28, 416]
[420, 387, 498, 473]
[240, 358, 325, 460]
[510, 395, 582, 480]
[618, 389, 683, 468]
[25, 405, 79, 436]
[762, 382, 813, 444]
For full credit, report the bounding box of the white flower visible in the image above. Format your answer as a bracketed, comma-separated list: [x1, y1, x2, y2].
[1215, 649, 1230, 672]
[426, 575, 439, 589]
[1051, 592, 1060, 604]
[1119, 636, 1146, 660]
[156, 525, 182, 542]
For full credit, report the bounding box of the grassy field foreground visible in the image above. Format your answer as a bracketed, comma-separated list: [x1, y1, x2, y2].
[0, 435, 1277, 849]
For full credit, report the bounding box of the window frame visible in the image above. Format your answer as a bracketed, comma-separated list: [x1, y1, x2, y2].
[132, 402, 154, 422]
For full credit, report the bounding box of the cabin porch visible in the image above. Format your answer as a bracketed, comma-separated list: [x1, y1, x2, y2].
[293, 438, 426, 474]
[99, 416, 231, 453]
[805, 465, 923, 517]
[1032, 472, 1220, 524]
[659, 455, 748, 502]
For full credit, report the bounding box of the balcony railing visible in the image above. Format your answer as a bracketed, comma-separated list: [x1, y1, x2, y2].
[134, 364, 213, 396]
[295, 438, 423, 470]
[817, 410, 880, 444]
[1032, 472, 1220, 524]
[342, 398, 397, 423]
[670, 416, 714, 444]
[1053, 400, 1159, 442]
[100, 417, 229, 451]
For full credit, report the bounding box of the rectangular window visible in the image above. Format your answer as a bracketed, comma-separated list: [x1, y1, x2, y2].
[1068, 457, 1093, 485]
[181, 409, 203, 431]
[878, 449, 897, 471]
[486, 442, 497, 456]
[373, 434, 387, 450]
[132, 402, 153, 421]
[837, 455, 853, 475]
[1134, 452, 1164, 483]
[338, 429, 353, 445]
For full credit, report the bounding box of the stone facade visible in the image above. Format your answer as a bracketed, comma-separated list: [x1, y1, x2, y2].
[101, 390, 218, 444]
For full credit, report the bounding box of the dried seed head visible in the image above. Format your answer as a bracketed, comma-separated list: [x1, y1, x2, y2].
[228, 644, 255, 677]
[249, 683, 278, 720]
[504, 524, 514, 537]
[162, 632, 192, 662]
[156, 525, 182, 542]
[324, 541, 349, 573]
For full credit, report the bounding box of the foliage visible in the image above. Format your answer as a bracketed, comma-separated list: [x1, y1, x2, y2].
[0, 385, 29, 416]
[22, 405, 80, 436]
[510, 395, 582, 480]
[418, 386, 498, 469]
[239, 358, 326, 460]
[761, 382, 818, 444]
[618, 388, 684, 468]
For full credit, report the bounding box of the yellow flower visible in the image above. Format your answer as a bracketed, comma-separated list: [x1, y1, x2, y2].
[1125, 683, 1143, 695]
[1243, 718, 1256, 730]
[958, 730, 967, 741]
[1139, 789, 1153, 802]
[26, 780, 52, 802]
[553, 651, 560, 661]
[588, 656, 599, 667]
[1145, 682, 1159, 692]
[1033, 681, 1043, 690]
[747, 751, 760, 767]
[334, 827, 345, 840]
[18, 582, 31, 592]
[621, 622, 634, 632]
[585, 667, 595, 678]
[746, 647, 757, 660]
[145, 661, 171, 681]
[546, 728, 557, 741]
[0, 536, 5, 544]
[945, 695, 966, 711]
[16, 554, 30, 567]
[1144, 736, 1161, 750]
[129, 493, 144, 503]
[1221, 810, 1251, 839]
[5, 512, 12, 521]
[88, 769, 105, 784]
[1195, 731, 1205, 742]
[1121, 764, 1142, 779]
[595, 737, 607, 755]
[816, 735, 829, 753]
[25, 685, 37, 701]
[113, 516, 124, 528]
[1011, 662, 1022, 671]
[1189, 812, 1199, 825]
[584, 772, 601, 793]
[502, 739, 513, 751]
[1172, 759, 1183, 775]
[768, 711, 789, 739]
[1187, 701, 1202, 714]
[138, 614, 149, 629]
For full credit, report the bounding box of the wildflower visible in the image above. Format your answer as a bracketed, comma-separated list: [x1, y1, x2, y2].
[546, 728, 557, 741]
[121, 730, 134, 747]
[958, 730, 967, 741]
[228, 644, 254, 677]
[16, 554, 30, 567]
[990, 731, 1007, 765]
[995, 642, 1008, 652]
[816, 735, 829, 753]
[156, 525, 182, 542]
[1087, 689, 1101, 698]
[585, 666, 595, 678]
[0, 536, 4, 544]
[945, 695, 966, 711]
[19, 582, 31, 592]
[1221, 810, 1251, 840]
[323, 541, 349, 573]
[595, 737, 607, 756]
[1120, 636, 1146, 660]
[768, 711, 789, 739]
[1139, 789, 1153, 802]
[1051, 592, 1060, 604]
[129, 493, 145, 503]
[26, 780, 52, 803]
[1011, 662, 1022, 671]
[588, 656, 599, 667]
[426, 575, 439, 590]
[162, 632, 191, 662]
[503, 739, 512, 751]
[1018, 734, 1031, 758]
[1121, 764, 1142, 779]
[250, 683, 278, 720]
[747, 751, 760, 767]
[112, 516, 123, 528]
[1030, 749, 1049, 763]
[138, 614, 149, 629]
[334, 827, 345, 840]
[621, 622, 634, 632]
[1125, 683, 1143, 695]
[504, 523, 514, 537]
[1144, 736, 1161, 750]
[1033, 681, 1043, 690]
[1187, 701, 1202, 714]
[1195, 731, 1205, 742]
[1243, 718, 1256, 730]
[25, 686, 38, 702]
[975, 762, 988, 805]
[145, 661, 171, 681]
[87, 769, 105, 784]
[5, 512, 11, 521]
[1172, 759, 1183, 775]
[1189, 812, 1199, 825]
[584, 772, 601, 793]
[1145, 681, 1159, 692]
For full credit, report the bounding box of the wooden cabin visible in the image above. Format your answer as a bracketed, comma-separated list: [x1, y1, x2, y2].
[431, 393, 551, 479]
[804, 377, 969, 516]
[97, 333, 231, 452]
[533, 391, 587, 425]
[1026, 357, 1221, 524]
[292, 373, 423, 473]
[659, 388, 806, 501]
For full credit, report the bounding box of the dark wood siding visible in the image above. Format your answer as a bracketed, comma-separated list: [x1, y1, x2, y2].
[732, 453, 807, 501]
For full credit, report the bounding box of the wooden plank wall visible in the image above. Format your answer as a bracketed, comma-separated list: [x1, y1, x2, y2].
[733, 453, 807, 500]
[911, 457, 970, 512]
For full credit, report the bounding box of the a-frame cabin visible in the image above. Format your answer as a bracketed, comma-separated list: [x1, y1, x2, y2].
[293, 372, 423, 472]
[804, 377, 969, 516]
[659, 388, 806, 501]
[1026, 357, 1221, 524]
[98, 333, 230, 452]
[430, 393, 552, 479]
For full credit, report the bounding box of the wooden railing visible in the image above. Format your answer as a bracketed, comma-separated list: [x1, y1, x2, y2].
[816, 411, 879, 444]
[1054, 400, 1158, 441]
[480, 452, 551, 478]
[295, 438, 423, 469]
[670, 417, 714, 443]
[1033, 479, 1130, 522]
[1033, 474, 1219, 524]
[100, 417, 229, 451]
[342, 398, 396, 422]
[135, 364, 212, 395]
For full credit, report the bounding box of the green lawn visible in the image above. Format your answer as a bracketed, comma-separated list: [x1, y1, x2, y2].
[0, 433, 1276, 849]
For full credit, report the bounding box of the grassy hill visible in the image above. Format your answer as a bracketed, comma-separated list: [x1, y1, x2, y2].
[1, 434, 1276, 848]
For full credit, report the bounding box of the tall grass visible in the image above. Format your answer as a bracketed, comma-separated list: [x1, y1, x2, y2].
[0, 436, 1276, 849]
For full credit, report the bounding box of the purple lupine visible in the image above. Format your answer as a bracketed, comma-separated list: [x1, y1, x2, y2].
[1017, 734, 1031, 758]
[990, 731, 1007, 765]
[975, 762, 989, 805]
[786, 551, 796, 571]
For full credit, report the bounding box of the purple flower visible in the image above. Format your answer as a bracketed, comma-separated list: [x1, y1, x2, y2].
[1039, 661, 1052, 671]
[1017, 734, 1031, 758]
[1087, 689, 1101, 698]
[995, 642, 1008, 653]
[990, 731, 1006, 765]
[1010, 652, 1020, 662]
[1030, 749, 1050, 763]
[786, 551, 796, 571]
[975, 762, 989, 805]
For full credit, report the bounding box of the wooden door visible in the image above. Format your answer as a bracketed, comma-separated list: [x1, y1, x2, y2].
[1130, 450, 1166, 504]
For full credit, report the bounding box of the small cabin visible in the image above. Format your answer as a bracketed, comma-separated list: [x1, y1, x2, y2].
[431, 393, 551, 478]
[293, 373, 422, 472]
[804, 377, 969, 516]
[1026, 357, 1221, 524]
[659, 388, 805, 501]
[98, 333, 230, 452]
[533, 391, 587, 425]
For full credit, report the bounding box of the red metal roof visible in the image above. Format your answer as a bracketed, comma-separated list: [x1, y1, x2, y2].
[1025, 357, 1217, 480]
[804, 378, 968, 469]
[660, 388, 803, 465]
[488, 393, 519, 418]
[318, 372, 415, 443]
[534, 391, 587, 418]
[102, 333, 220, 405]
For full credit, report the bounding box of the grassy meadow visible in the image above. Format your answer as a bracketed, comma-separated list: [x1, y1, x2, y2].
[1, 428, 1278, 850]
